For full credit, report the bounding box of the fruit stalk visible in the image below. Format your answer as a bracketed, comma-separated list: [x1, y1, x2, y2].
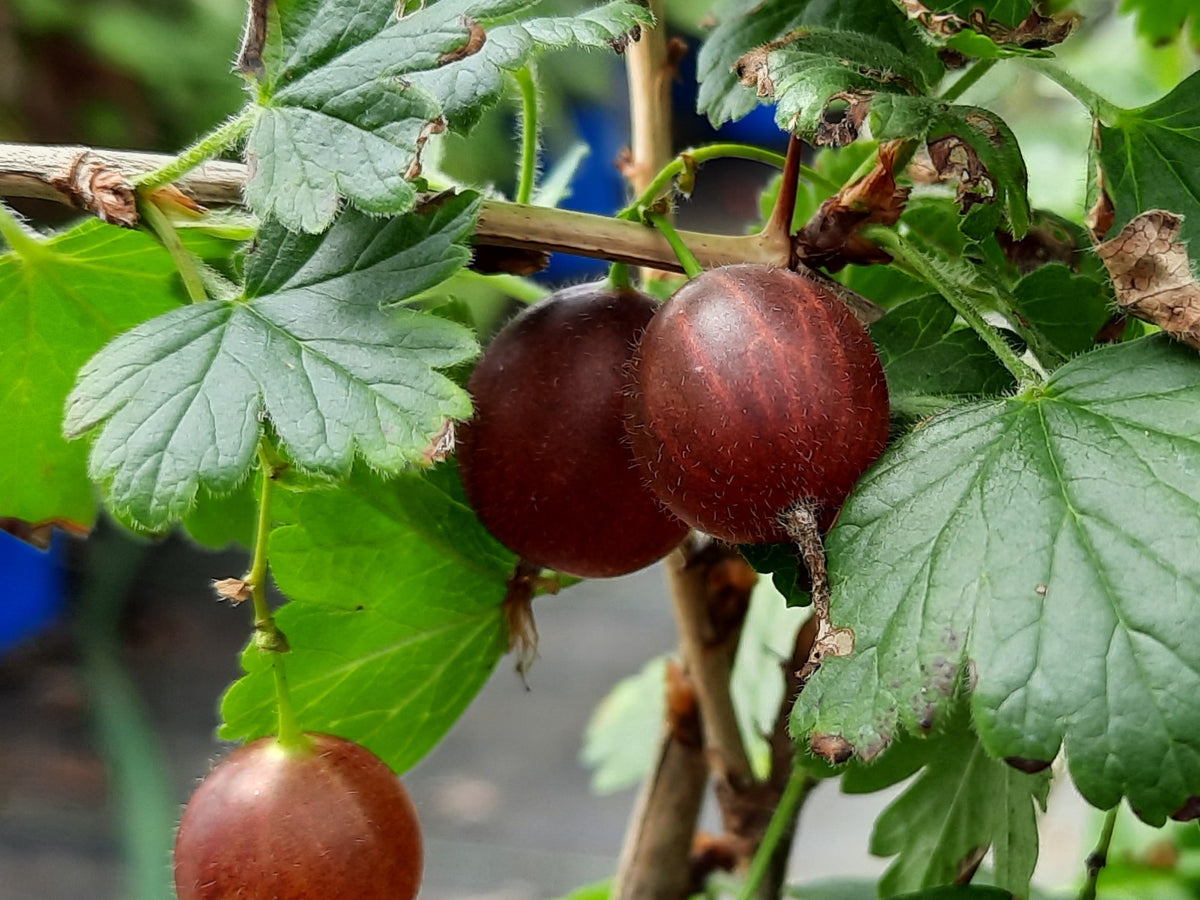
[246, 441, 303, 750]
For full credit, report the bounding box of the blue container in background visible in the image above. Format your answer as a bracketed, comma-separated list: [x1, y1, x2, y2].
[0, 529, 66, 656]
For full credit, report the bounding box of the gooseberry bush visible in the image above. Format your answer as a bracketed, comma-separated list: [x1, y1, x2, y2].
[3, 0, 1200, 897]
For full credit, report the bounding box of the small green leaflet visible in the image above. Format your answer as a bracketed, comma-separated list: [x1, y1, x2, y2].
[794, 337, 1200, 824]
[843, 701, 1048, 899]
[64, 192, 481, 531]
[696, 0, 941, 127]
[219, 464, 513, 774]
[1011, 265, 1112, 358]
[1097, 70, 1200, 254]
[409, 2, 651, 132]
[871, 294, 1015, 403]
[0, 217, 184, 527]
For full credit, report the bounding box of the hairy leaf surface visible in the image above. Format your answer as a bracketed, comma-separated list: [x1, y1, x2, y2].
[871, 294, 1015, 402]
[0, 220, 184, 526]
[65, 194, 480, 530]
[410, 1, 650, 131]
[696, 0, 939, 127]
[1097, 71, 1200, 253]
[794, 337, 1200, 823]
[219, 465, 513, 773]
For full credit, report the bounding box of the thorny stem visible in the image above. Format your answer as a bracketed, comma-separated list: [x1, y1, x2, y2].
[135, 106, 256, 192]
[647, 211, 703, 278]
[765, 134, 804, 246]
[737, 762, 818, 900]
[1022, 59, 1122, 125]
[866, 226, 1042, 387]
[513, 67, 539, 206]
[1078, 807, 1119, 900]
[0, 142, 797, 274]
[136, 196, 208, 303]
[938, 58, 996, 103]
[247, 442, 304, 751]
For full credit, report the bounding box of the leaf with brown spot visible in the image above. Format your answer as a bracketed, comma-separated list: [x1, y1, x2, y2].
[1097, 210, 1200, 351]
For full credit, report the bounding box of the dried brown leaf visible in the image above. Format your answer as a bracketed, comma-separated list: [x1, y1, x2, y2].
[213, 577, 252, 603]
[795, 141, 910, 269]
[927, 132, 995, 210]
[899, 0, 1077, 48]
[1097, 210, 1200, 350]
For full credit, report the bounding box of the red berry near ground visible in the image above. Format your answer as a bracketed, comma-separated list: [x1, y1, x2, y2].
[456, 283, 689, 577]
[174, 733, 422, 900]
[625, 264, 890, 544]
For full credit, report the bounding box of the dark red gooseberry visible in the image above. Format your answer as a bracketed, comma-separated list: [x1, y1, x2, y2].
[625, 264, 890, 544]
[456, 283, 688, 578]
[174, 733, 422, 900]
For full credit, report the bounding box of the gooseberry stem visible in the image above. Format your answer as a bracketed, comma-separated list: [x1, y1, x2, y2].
[247, 441, 305, 751]
[939, 58, 996, 103]
[646, 211, 703, 278]
[135, 105, 256, 192]
[1078, 807, 1119, 900]
[737, 761, 818, 900]
[137, 196, 208, 303]
[513, 67, 539, 205]
[1023, 59, 1122, 125]
[866, 226, 1042, 387]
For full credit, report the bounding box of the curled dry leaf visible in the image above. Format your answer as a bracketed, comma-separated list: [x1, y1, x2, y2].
[421, 419, 457, 465]
[213, 577, 251, 603]
[1096, 210, 1200, 351]
[898, 0, 1077, 48]
[795, 141, 910, 269]
[928, 130, 994, 209]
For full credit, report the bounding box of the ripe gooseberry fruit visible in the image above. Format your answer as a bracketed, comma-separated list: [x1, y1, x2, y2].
[625, 264, 890, 544]
[457, 283, 689, 577]
[174, 733, 422, 900]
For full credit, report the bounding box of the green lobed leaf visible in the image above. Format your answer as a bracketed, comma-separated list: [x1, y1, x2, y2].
[793, 336, 1200, 824]
[0, 218, 185, 527]
[871, 294, 1016, 403]
[64, 193, 481, 531]
[696, 0, 941, 127]
[244, 0, 492, 231]
[1097, 71, 1200, 253]
[219, 464, 513, 773]
[409, 1, 651, 132]
[1011, 265, 1112, 358]
[850, 701, 1048, 898]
